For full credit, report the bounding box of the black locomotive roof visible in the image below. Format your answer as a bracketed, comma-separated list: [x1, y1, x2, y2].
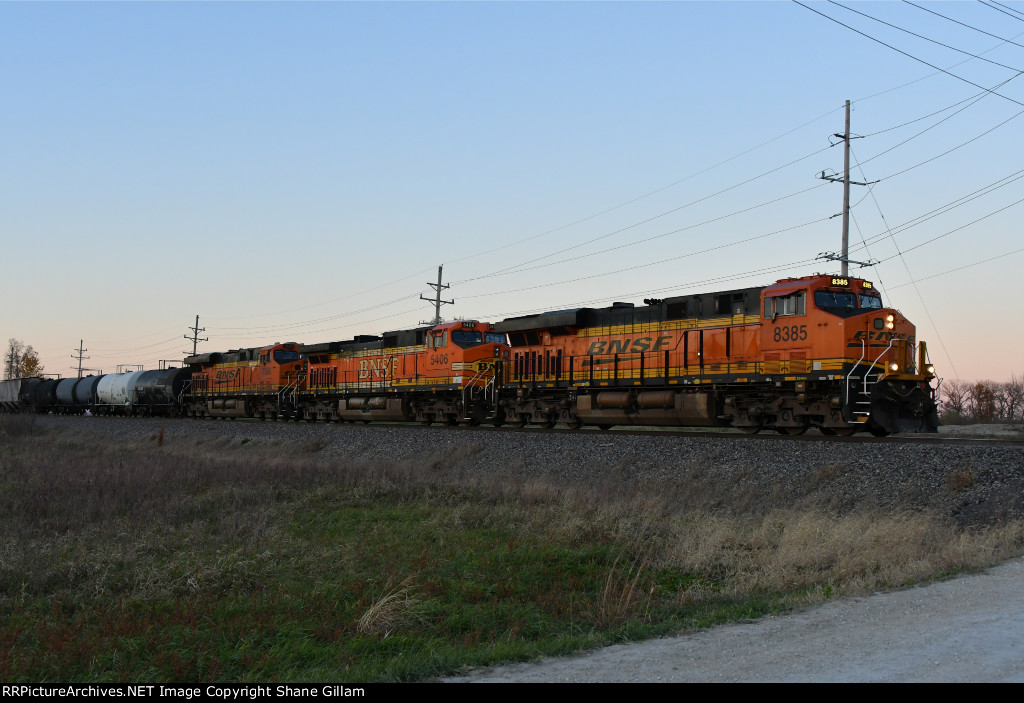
[298, 325, 431, 356]
[494, 309, 589, 333]
[494, 285, 765, 333]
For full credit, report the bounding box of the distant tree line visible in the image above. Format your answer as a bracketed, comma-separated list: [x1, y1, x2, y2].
[940, 377, 1024, 423]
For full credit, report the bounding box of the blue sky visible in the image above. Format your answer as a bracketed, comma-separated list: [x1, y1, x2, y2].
[2, 1, 1022, 382]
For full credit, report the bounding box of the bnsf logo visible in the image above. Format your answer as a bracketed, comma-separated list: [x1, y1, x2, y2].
[359, 357, 399, 379]
[215, 369, 239, 381]
[586, 336, 673, 355]
[851, 331, 911, 342]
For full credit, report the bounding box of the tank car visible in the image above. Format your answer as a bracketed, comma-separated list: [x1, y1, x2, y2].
[29, 379, 60, 414]
[494, 274, 938, 435]
[74, 375, 105, 411]
[94, 371, 147, 415]
[55, 378, 84, 414]
[131, 368, 190, 416]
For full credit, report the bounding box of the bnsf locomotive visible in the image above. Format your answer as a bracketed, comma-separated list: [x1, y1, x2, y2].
[1, 273, 938, 435]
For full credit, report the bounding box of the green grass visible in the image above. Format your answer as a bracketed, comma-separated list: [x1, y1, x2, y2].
[1, 417, 1022, 681]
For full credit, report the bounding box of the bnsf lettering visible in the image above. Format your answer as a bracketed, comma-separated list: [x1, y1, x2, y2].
[215, 370, 239, 381]
[587, 336, 672, 355]
[851, 331, 908, 342]
[358, 357, 399, 380]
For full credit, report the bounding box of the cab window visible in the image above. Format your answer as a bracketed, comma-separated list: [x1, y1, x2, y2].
[764, 292, 805, 317]
[859, 294, 882, 310]
[274, 351, 299, 364]
[429, 332, 447, 349]
[815, 290, 857, 309]
[451, 330, 482, 344]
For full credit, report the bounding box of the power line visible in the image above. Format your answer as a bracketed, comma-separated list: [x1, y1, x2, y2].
[794, 0, 1024, 108]
[452, 146, 835, 287]
[903, 1, 1024, 48]
[887, 245, 1024, 290]
[980, 1, 1024, 23]
[861, 73, 1021, 145]
[848, 168, 1024, 252]
[460, 215, 832, 303]
[829, 0, 1024, 74]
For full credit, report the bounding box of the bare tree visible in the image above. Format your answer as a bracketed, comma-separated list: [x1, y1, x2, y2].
[940, 378, 970, 420]
[3, 338, 44, 379]
[968, 381, 998, 421]
[1002, 375, 1024, 422]
[4, 338, 23, 379]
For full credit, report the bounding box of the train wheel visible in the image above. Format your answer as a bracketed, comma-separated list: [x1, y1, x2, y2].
[445, 414, 457, 426]
[869, 424, 890, 437]
[832, 427, 856, 437]
[738, 424, 762, 435]
[777, 425, 807, 436]
[598, 424, 613, 431]
[566, 419, 583, 430]
[421, 413, 434, 426]
[539, 419, 555, 429]
[510, 415, 527, 428]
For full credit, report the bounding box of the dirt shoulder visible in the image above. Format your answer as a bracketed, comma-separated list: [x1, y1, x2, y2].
[446, 556, 1024, 683]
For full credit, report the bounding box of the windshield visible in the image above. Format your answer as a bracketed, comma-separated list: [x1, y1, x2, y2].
[859, 294, 882, 309]
[485, 333, 507, 344]
[452, 330, 482, 344]
[274, 351, 299, 363]
[815, 290, 857, 309]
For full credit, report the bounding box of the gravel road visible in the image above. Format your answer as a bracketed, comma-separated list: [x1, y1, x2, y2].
[445, 556, 1024, 682]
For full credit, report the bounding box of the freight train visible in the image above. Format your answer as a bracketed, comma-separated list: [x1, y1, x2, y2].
[0, 273, 939, 435]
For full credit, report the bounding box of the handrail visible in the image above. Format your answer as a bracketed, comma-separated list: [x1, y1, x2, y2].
[845, 338, 866, 404]
[461, 362, 497, 419]
[866, 338, 897, 396]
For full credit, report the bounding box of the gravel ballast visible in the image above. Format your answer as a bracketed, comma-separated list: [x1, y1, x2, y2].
[25, 415, 1024, 526]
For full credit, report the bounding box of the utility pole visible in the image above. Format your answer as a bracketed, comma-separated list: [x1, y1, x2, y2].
[71, 340, 89, 379]
[817, 100, 876, 273]
[841, 99, 851, 277]
[420, 266, 454, 326]
[184, 315, 208, 357]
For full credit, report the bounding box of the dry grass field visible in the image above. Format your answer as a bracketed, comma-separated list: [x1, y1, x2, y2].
[2, 414, 1022, 681]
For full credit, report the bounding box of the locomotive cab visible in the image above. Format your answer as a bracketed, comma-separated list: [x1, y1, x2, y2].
[258, 343, 306, 391]
[761, 275, 938, 434]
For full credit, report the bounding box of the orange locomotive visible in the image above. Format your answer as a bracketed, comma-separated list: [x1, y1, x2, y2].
[184, 342, 305, 419]
[494, 274, 938, 435]
[184, 321, 509, 424]
[297, 320, 508, 424]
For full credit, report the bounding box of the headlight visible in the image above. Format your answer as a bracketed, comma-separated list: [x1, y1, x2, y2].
[886, 314, 894, 322]
[889, 362, 899, 372]
[886, 321, 894, 329]
[926, 365, 935, 374]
